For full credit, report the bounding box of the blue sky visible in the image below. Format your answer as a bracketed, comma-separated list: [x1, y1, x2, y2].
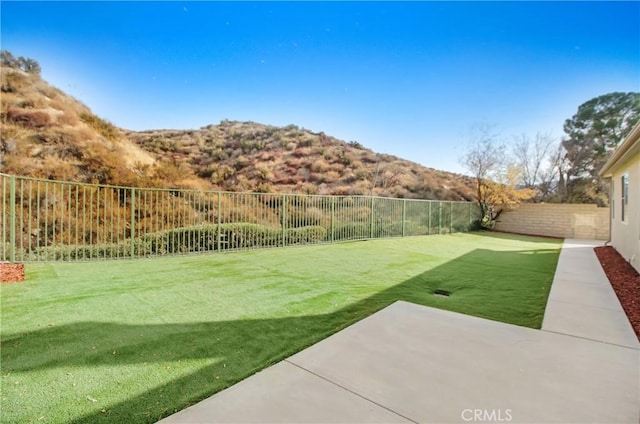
[2, 1, 639, 174]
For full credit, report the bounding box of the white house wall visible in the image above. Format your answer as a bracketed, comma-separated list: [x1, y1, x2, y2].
[610, 153, 640, 273]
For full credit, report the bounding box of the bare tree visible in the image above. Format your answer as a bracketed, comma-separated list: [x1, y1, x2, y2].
[459, 124, 506, 218]
[512, 132, 559, 201]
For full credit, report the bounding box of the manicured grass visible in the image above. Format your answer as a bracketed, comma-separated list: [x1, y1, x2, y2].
[0, 232, 561, 423]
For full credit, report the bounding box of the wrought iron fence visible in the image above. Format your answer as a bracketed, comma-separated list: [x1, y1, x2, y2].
[0, 173, 482, 262]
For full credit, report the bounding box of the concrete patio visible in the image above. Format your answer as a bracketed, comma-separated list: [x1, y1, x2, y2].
[159, 239, 640, 423]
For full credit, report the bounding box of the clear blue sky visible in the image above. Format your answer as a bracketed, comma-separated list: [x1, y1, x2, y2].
[2, 1, 639, 173]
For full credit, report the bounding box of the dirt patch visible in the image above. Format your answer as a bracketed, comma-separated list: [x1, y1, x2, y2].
[594, 246, 640, 341]
[0, 263, 25, 283]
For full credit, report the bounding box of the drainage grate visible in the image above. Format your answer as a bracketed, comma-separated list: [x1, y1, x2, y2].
[433, 289, 451, 298]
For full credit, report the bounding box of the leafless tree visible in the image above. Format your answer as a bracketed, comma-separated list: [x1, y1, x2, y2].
[459, 124, 506, 217]
[512, 132, 559, 201]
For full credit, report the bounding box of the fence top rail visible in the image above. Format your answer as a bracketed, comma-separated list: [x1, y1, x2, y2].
[0, 173, 476, 204]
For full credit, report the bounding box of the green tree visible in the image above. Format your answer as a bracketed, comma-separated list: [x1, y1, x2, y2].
[559, 92, 640, 204]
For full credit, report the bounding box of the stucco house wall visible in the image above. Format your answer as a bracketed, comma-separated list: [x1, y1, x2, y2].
[599, 122, 640, 273]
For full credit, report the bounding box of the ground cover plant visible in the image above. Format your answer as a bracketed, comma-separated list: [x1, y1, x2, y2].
[594, 246, 640, 340]
[0, 232, 561, 423]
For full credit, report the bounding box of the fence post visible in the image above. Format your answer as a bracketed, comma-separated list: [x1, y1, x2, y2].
[281, 194, 287, 247]
[9, 175, 16, 263]
[370, 196, 375, 239]
[217, 193, 222, 251]
[438, 202, 443, 235]
[130, 187, 136, 259]
[469, 202, 472, 229]
[402, 199, 406, 237]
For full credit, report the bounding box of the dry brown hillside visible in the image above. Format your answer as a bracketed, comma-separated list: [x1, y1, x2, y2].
[1, 52, 474, 200]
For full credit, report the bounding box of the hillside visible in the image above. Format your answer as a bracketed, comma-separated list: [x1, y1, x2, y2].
[1, 53, 474, 200]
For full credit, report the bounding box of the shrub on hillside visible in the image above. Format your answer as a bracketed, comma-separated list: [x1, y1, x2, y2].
[255, 182, 273, 193]
[1, 50, 41, 74]
[80, 113, 119, 141]
[310, 159, 331, 173]
[1, 71, 30, 93]
[5, 107, 51, 128]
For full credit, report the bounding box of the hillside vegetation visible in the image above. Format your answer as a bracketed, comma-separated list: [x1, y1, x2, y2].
[1, 52, 474, 200]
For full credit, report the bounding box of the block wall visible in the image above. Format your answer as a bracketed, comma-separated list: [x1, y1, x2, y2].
[494, 203, 610, 240]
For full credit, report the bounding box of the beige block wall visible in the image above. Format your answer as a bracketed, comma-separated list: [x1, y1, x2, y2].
[494, 203, 610, 240]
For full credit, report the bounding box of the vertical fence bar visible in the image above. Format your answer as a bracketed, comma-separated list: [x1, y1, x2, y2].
[51, 183, 57, 258]
[402, 199, 406, 237]
[449, 202, 453, 234]
[44, 183, 49, 256]
[81, 185, 86, 260]
[109, 188, 114, 257]
[438, 202, 443, 234]
[102, 187, 107, 251]
[74, 186, 79, 260]
[1, 178, 6, 262]
[161, 190, 166, 254]
[331, 196, 335, 243]
[18, 180, 23, 261]
[66, 184, 71, 260]
[28, 180, 33, 261]
[130, 187, 136, 259]
[217, 193, 222, 252]
[281, 194, 287, 247]
[116, 187, 121, 259]
[9, 176, 16, 263]
[156, 190, 161, 257]
[369, 196, 375, 239]
[427, 201, 432, 235]
[88, 187, 93, 260]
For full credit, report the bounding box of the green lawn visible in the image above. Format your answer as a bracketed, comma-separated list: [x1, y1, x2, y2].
[0, 232, 561, 423]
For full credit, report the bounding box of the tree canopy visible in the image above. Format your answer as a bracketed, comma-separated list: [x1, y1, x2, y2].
[458, 92, 639, 219]
[559, 92, 640, 204]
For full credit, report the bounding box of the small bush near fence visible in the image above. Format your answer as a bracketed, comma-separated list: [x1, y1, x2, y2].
[28, 224, 333, 260]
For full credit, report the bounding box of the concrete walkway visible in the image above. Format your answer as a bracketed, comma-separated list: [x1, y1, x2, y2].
[542, 239, 639, 348]
[159, 239, 640, 424]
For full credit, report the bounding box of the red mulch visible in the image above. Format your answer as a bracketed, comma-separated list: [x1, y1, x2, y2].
[0, 263, 25, 283]
[594, 246, 640, 341]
